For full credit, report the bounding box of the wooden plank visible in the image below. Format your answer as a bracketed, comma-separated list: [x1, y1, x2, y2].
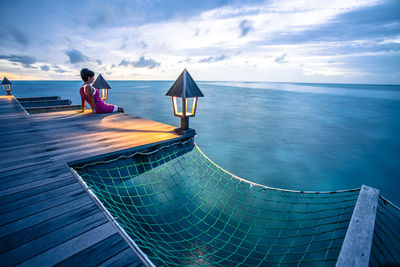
[0, 189, 89, 226]
[0, 175, 76, 206]
[1, 127, 170, 160]
[34, 129, 174, 148]
[17, 222, 117, 266]
[0, 127, 37, 137]
[17, 96, 61, 102]
[0, 197, 94, 239]
[25, 104, 82, 114]
[98, 248, 142, 267]
[0, 166, 68, 187]
[20, 99, 72, 108]
[54, 233, 129, 266]
[0, 133, 44, 144]
[0, 130, 173, 167]
[29, 114, 172, 133]
[0, 139, 47, 151]
[34, 115, 169, 130]
[0, 117, 175, 158]
[129, 261, 145, 267]
[0, 182, 82, 215]
[336, 185, 379, 266]
[0, 173, 73, 198]
[0, 169, 70, 191]
[0, 147, 48, 162]
[50, 131, 183, 165]
[0, 202, 99, 253]
[0, 134, 46, 143]
[1, 213, 108, 266]
[0, 154, 55, 171]
[0, 161, 55, 178]
[0, 134, 87, 155]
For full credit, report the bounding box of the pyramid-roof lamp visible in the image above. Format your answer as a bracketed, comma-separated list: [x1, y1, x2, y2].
[166, 69, 204, 98]
[2, 77, 12, 85]
[93, 74, 111, 90]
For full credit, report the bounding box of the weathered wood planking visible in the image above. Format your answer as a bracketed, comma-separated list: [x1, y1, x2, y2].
[336, 185, 379, 267]
[0, 95, 185, 266]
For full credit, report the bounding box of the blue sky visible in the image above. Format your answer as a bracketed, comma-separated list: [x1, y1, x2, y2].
[0, 0, 399, 83]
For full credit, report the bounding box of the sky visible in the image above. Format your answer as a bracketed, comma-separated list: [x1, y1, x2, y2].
[0, 0, 399, 84]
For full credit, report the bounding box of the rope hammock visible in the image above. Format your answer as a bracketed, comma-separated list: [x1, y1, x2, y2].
[72, 139, 400, 266]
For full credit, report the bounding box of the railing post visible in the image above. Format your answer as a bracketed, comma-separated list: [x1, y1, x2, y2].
[336, 185, 379, 266]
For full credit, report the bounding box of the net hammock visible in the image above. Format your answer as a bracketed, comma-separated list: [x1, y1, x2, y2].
[370, 195, 400, 265]
[72, 139, 399, 266]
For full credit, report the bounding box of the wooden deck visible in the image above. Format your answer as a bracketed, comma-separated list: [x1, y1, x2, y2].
[0, 95, 185, 266]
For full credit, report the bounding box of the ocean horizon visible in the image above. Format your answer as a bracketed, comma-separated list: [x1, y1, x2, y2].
[4, 80, 400, 205]
[9, 79, 400, 86]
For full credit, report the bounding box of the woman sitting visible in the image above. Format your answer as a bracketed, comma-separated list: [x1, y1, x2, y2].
[79, 68, 124, 113]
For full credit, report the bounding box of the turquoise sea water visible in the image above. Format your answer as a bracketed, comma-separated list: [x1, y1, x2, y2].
[5, 81, 400, 204]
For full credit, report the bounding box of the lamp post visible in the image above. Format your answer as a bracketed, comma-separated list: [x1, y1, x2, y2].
[166, 69, 204, 135]
[92, 74, 111, 100]
[2, 77, 12, 95]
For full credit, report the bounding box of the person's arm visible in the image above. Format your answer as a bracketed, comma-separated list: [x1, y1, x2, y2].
[81, 96, 85, 112]
[85, 85, 96, 113]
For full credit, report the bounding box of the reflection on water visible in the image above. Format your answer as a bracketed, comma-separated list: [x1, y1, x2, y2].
[9, 80, 400, 204]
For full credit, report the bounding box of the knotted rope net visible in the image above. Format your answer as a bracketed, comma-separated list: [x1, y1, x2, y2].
[369, 195, 400, 265]
[73, 140, 367, 266]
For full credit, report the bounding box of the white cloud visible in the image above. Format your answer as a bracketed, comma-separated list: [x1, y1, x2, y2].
[0, 0, 398, 83]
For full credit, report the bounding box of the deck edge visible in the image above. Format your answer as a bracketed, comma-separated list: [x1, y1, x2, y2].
[67, 164, 155, 267]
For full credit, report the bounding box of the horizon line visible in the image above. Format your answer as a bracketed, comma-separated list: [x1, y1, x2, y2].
[6, 80, 400, 86]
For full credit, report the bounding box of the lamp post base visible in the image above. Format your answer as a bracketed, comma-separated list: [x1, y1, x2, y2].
[174, 127, 196, 136]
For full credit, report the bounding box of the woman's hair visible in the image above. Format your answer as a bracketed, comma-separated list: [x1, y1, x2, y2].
[80, 68, 95, 82]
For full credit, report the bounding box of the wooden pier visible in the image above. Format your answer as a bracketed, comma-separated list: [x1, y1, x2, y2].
[0, 95, 188, 266]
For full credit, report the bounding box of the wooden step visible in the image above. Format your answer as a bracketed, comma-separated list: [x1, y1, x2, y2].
[17, 96, 61, 102]
[20, 99, 72, 108]
[25, 105, 82, 114]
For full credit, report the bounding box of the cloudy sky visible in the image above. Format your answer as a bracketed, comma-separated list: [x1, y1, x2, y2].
[1, 0, 399, 83]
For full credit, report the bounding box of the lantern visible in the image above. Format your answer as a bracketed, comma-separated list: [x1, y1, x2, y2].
[2, 77, 12, 95]
[166, 69, 204, 135]
[92, 74, 111, 100]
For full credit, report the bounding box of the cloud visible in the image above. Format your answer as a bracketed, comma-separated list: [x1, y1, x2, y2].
[118, 56, 160, 69]
[96, 59, 102, 65]
[268, 0, 400, 45]
[0, 26, 29, 46]
[87, 12, 112, 28]
[140, 41, 148, 49]
[1, 0, 400, 83]
[199, 55, 228, 63]
[337, 53, 400, 74]
[52, 65, 67, 73]
[178, 58, 192, 63]
[239, 19, 253, 37]
[133, 57, 160, 68]
[274, 53, 288, 63]
[119, 59, 131, 67]
[310, 41, 400, 57]
[65, 49, 88, 64]
[0, 54, 37, 68]
[40, 65, 50, 71]
[119, 36, 128, 50]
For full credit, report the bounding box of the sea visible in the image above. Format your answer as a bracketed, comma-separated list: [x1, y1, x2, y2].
[6, 80, 400, 205]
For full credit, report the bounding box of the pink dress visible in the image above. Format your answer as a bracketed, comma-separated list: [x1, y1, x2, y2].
[80, 84, 117, 113]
